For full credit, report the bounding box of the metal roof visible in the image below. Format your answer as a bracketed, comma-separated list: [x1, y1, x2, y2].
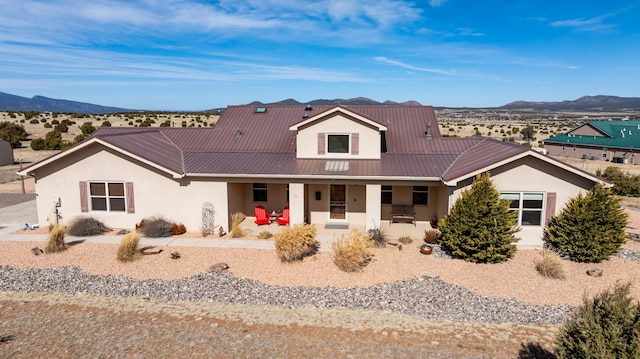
[22, 105, 552, 183]
[544, 120, 640, 150]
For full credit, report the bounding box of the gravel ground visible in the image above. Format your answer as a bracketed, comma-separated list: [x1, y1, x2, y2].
[1, 184, 640, 357]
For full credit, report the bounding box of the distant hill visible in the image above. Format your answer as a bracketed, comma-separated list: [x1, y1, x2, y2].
[500, 95, 640, 112]
[246, 97, 422, 107]
[0, 92, 135, 114]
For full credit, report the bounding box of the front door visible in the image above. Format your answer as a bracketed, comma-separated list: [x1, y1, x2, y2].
[329, 184, 346, 220]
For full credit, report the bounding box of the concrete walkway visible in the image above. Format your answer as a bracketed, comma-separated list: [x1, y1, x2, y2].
[0, 200, 428, 252]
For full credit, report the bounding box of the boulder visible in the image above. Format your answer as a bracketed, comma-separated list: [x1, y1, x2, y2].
[587, 267, 603, 277]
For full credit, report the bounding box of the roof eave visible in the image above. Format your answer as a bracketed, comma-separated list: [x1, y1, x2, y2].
[442, 150, 610, 187]
[17, 138, 184, 179]
[184, 173, 441, 182]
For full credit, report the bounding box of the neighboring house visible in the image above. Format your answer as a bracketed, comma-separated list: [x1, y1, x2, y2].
[544, 120, 640, 163]
[0, 139, 13, 166]
[19, 105, 607, 248]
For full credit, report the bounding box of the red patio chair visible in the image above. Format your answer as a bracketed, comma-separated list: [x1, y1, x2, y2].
[276, 206, 290, 225]
[254, 205, 270, 225]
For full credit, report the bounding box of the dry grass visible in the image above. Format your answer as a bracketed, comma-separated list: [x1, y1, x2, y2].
[257, 230, 273, 239]
[44, 224, 67, 253]
[398, 235, 413, 244]
[332, 229, 373, 272]
[535, 250, 566, 279]
[273, 224, 319, 262]
[116, 232, 142, 262]
[230, 212, 246, 238]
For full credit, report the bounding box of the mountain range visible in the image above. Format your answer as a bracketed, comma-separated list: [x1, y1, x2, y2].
[1, 91, 639, 113]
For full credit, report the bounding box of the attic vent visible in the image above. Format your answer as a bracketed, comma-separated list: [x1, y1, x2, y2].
[255, 107, 267, 113]
[305, 104, 313, 111]
[325, 161, 349, 172]
[235, 129, 243, 137]
[303, 112, 309, 119]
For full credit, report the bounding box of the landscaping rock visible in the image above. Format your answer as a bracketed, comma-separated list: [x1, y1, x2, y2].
[209, 262, 229, 271]
[587, 268, 603, 277]
[31, 247, 43, 256]
[419, 271, 439, 279]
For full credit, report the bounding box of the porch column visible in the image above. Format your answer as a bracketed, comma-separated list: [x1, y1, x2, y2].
[289, 182, 304, 225]
[365, 184, 381, 231]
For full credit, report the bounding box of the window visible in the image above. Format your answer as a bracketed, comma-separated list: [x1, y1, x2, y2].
[501, 192, 544, 226]
[327, 134, 349, 153]
[89, 182, 125, 212]
[381, 185, 392, 205]
[602, 147, 608, 158]
[412, 186, 428, 205]
[253, 183, 268, 202]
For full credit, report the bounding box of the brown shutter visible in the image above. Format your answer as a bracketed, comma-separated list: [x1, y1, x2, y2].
[317, 133, 325, 155]
[79, 181, 88, 212]
[545, 192, 556, 224]
[126, 182, 135, 213]
[351, 133, 359, 155]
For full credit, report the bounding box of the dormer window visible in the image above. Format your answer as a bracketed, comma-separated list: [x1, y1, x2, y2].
[327, 134, 350, 154]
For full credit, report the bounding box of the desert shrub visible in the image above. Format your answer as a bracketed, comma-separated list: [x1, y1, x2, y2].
[398, 235, 413, 244]
[597, 166, 640, 197]
[544, 183, 628, 263]
[257, 230, 273, 239]
[45, 224, 67, 253]
[555, 282, 640, 358]
[230, 212, 246, 238]
[80, 122, 96, 135]
[535, 250, 566, 279]
[273, 224, 319, 262]
[138, 217, 173, 238]
[423, 229, 440, 244]
[332, 229, 373, 272]
[367, 227, 388, 248]
[171, 223, 187, 235]
[438, 172, 520, 263]
[116, 232, 142, 262]
[66, 217, 110, 236]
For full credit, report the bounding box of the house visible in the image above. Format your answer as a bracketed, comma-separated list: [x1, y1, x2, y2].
[0, 139, 13, 166]
[544, 120, 640, 163]
[18, 105, 607, 248]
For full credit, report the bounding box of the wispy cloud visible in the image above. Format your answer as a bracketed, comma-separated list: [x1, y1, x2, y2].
[429, 0, 449, 7]
[550, 12, 617, 32]
[374, 56, 455, 75]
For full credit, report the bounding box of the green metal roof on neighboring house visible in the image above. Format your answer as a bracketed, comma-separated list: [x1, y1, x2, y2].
[544, 120, 640, 150]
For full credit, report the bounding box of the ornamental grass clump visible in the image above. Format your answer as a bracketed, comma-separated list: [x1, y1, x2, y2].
[332, 229, 373, 272]
[535, 250, 566, 279]
[367, 227, 388, 248]
[45, 224, 67, 253]
[273, 224, 319, 262]
[555, 282, 640, 358]
[230, 212, 246, 238]
[117, 232, 142, 262]
[257, 230, 273, 239]
[66, 216, 110, 236]
[398, 235, 413, 244]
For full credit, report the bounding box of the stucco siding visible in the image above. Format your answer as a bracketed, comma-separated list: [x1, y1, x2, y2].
[296, 115, 381, 159]
[449, 156, 595, 249]
[32, 145, 229, 231]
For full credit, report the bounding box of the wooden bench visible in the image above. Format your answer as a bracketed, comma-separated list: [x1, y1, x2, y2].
[390, 204, 415, 225]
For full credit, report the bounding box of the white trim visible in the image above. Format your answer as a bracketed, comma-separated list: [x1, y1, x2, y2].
[17, 138, 184, 179]
[289, 106, 387, 131]
[443, 150, 610, 187]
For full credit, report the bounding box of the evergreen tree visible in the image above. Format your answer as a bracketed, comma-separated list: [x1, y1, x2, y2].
[555, 282, 640, 358]
[544, 183, 627, 263]
[438, 172, 520, 263]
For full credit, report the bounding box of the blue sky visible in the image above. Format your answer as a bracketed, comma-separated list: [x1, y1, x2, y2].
[0, 0, 638, 111]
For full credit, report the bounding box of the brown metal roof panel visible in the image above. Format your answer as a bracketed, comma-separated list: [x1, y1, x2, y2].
[98, 130, 184, 174]
[443, 138, 528, 181]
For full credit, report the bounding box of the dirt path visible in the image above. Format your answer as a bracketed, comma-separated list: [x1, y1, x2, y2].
[0, 292, 557, 359]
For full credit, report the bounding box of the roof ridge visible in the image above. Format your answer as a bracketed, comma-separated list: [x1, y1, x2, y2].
[441, 137, 488, 179]
[158, 128, 185, 175]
